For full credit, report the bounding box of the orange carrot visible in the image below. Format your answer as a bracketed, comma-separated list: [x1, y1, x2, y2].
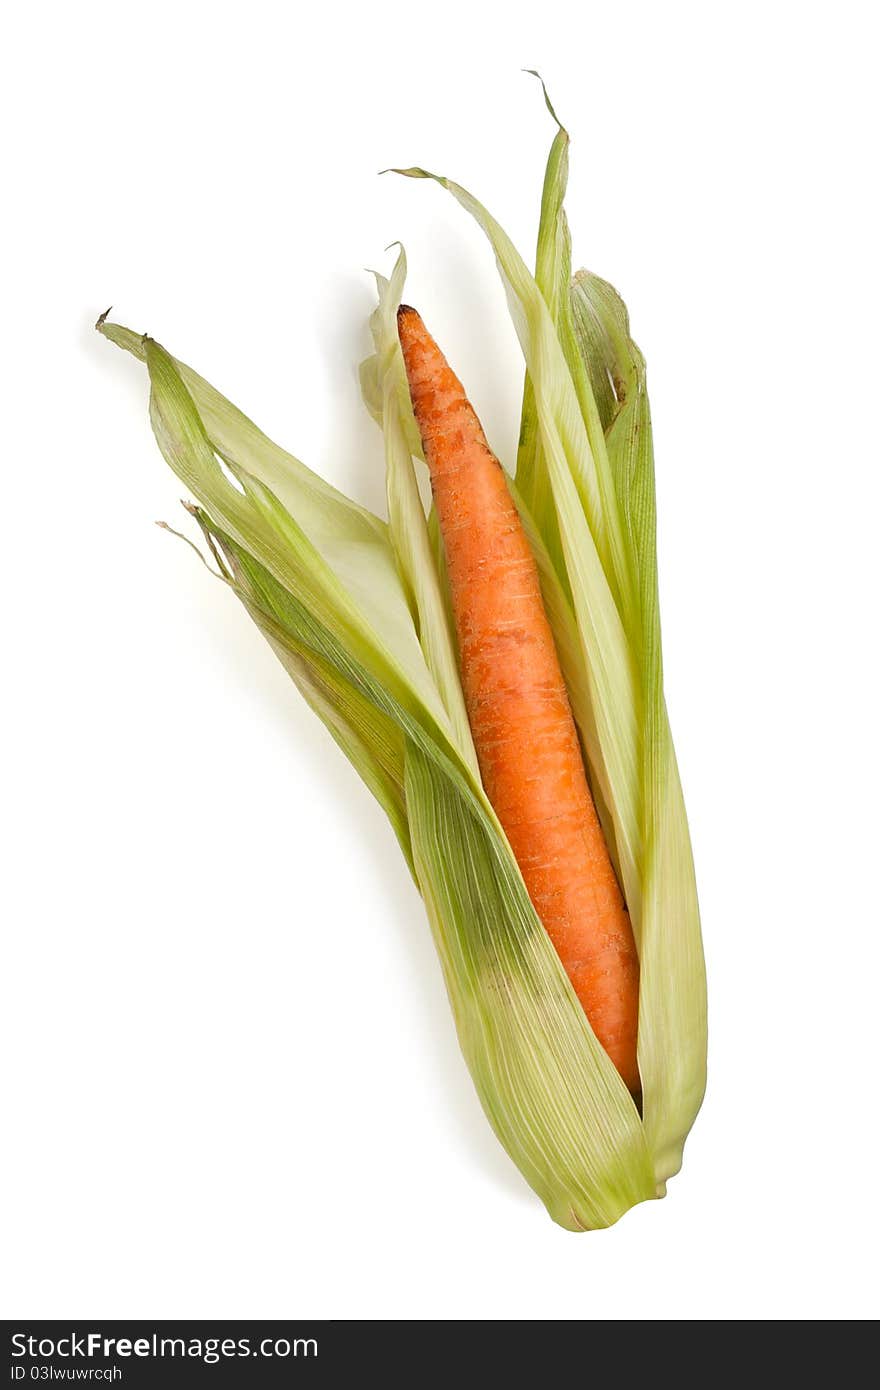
[398, 304, 640, 1095]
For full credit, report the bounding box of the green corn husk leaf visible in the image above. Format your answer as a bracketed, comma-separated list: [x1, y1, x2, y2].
[405, 737, 653, 1229]
[522, 95, 706, 1174]
[569, 271, 706, 1175]
[98, 88, 705, 1223]
[99, 320, 456, 749]
[569, 269, 636, 433]
[359, 246, 478, 776]
[515, 80, 571, 574]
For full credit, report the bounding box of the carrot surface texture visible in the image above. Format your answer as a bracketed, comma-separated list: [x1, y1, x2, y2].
[398, 305, 641, 1095]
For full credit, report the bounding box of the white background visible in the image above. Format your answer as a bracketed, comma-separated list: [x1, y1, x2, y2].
[3, 1, 878, 1321]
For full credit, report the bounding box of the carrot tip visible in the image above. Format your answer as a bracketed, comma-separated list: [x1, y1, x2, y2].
[397, 303, 418, 321]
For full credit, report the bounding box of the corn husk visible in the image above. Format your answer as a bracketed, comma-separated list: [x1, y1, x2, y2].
[98, 91, 706, 1228]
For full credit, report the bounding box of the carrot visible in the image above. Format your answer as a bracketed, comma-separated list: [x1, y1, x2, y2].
[398, 304, 641, 1095]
